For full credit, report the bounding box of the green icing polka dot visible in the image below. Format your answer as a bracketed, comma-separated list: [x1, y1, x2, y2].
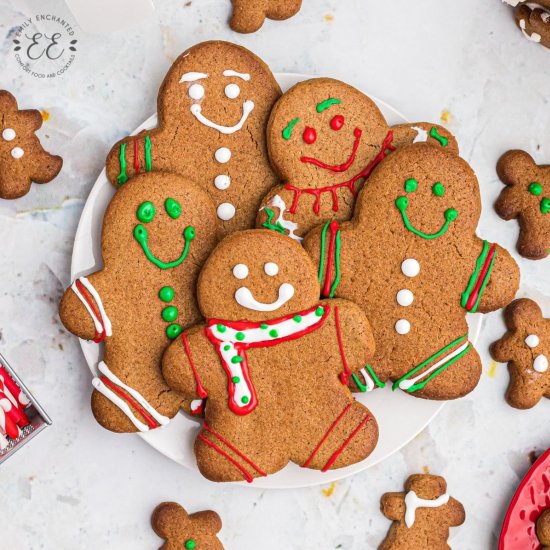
[241, 395, 250, 404]
[236, 332, 245, 341]
[232, 376, 240, 383]
[315, 306, 324, 317]
[529, 182, 543, 196]
[217, 324, 227, 333]
[293, 315, 302, 323]
[260, 323, 268, 330]
[166, 324, 182, 339]
[158, 286, 174, 302]
[404, 178, 418, 193]
[541, 197, 550, 214]
[224, 344, 230, 351]
[161, 306, 178, 322]
[269, 329, 278, 338]
[184, 540, 196, 550]
[231, 355, 243, 364]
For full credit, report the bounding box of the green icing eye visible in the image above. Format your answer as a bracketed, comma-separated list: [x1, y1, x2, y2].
[404, 178, 418, 193]
[529, 182, 543, 196]
[541, 197, 550, 214]
[165, 198, 182, 219]
[432, 182, 445, 197]
[137, 201, 156, 223]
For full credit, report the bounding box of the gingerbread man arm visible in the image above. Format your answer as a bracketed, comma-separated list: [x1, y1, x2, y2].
[59, 271, 111, 342]
[445, 497, 466, 528]
[190, 511, 223, 534]
[380, 492, 405, 521]
[391, 123, 459, 154]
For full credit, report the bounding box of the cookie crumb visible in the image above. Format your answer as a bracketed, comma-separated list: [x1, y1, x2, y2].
[322, 481, 337, 497]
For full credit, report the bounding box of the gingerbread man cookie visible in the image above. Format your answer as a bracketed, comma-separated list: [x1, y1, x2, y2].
[162, 229, 379, 482]
[379, 474, 465, 550]
[0, 90, 62, 199]
[59, 172, 219, 432]
[491, 298, 550, 409]
[304, 143, 520, 400]
[106, 41, 281, 237]
[256, 78, 457, 241]
[229, 0, 302, 33]
[152, 502, 223, 550]
[538, 509, 550, 548]
[496, 150, 550, 260]
[503, 1, 550, 47]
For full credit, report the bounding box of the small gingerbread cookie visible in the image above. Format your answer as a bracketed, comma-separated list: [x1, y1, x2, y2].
[505, 1, 550, 48]
[537, 509, 550, 548]
[162, 229, 379, 482]
[257, 78, 457, 241]
[379, 474, 465, 550]
[59, 172, 219, 432]
[491, 298, 550, 409]
[106, 41, 281, 237]
[152, 502, 224, 550]
[0, 90, 62, 199]
[496, 150, 550, 260]
[304, 143, 520, 400]
[229, 0, 302, 33]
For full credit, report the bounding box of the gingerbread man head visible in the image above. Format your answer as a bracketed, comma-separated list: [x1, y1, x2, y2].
[106, 41, 281, 236]
[229, 0, 302, 33]
[152, 502, 223, 550]
[257, 78, 457, 240]
[0, 90, 62, 199]
[537, 509, 550, 548]
[491, 298, 550, 409]
[496, 150, 550, 259]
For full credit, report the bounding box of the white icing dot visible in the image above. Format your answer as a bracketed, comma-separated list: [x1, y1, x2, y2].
[11, 147, 24, 159]
[2, 128, 15, 141]
[188, 83, 205, 100]
[401, 258, 420, 278]
[525, 334, 540, 348]
[396, 289, 414, 307]
[217, 202, 235, 221]
[264, 262, 279, 276]
[232, 264, 249, 280]
[533, 354, 548, 373]
[395, 319, 411, 335]
[224, 83, 240, 99]
[214, 175, 231, 190]
[215, 147, 231, 164]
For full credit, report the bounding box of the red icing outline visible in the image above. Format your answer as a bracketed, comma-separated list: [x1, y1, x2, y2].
[499, 448, 550, 550]
[286, 130, 395, 215]
[321, 221, 340, 298]
[206, 304, 331, 417]
[100, 376, 158, 429]
[465, 243, 497, 311]
[75, 279, 107, 343]
[181, 332, 209, 400]
[133, 138, 140, 174]
[301, 127, 362, 172]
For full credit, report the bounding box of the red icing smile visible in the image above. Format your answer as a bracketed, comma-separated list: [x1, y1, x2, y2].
[300, 128, 362, 173]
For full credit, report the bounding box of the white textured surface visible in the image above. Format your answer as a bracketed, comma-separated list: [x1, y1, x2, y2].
[0, 0, 549, 549]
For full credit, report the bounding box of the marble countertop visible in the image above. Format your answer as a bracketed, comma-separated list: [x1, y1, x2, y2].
[0, 0, 549, 548]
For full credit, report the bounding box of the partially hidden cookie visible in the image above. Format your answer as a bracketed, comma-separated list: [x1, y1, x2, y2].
[504, 1, 550, 48]
[152, 502, 223, 550]
[379, 474, 465, 550]
[538, 509, 550, 548]
[105, 41, 281, 237]
[0, 90, 62, 199]
[256, 78, 457, 241]
[490, 298, 550, 409]
[229, 0, 302, 33]
[162, 229, 378, 482]
[304, 143, 520, 400]
[59, 172, 219, 432]
[496, 150, 550, 260]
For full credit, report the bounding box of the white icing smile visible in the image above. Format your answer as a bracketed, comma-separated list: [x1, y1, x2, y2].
[190, 100, 255, 135]
[235, 283, 295, 312]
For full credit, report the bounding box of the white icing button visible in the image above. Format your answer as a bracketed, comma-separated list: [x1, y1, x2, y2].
[11, 147, 24, 159]
[396, 289, 414, 307]
[533, 354, 548, 373]
[401, 258, 420, 278]
[188, 83, 205, 100]
[525, 334, 540, 348]
[215, 147, 231, 163]
[264, 262, 279, 276]
[395, 319, 411, 335]
[214, 175, 231, 190]
[2, 128, 15, 141]
[232, 264, 249, 280]
[217, 202, 235, 220]
[225, 83, 240, 99]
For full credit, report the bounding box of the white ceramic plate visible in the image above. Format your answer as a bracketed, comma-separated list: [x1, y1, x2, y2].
[71, 73, 482, 489]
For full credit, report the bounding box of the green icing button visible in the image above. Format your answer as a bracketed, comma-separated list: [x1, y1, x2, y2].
[541, 197, 550, 214]
[184, 540, 196, 550]
[236, 332, 245, 341]
[529, 182, 543, 196]
[162, 306, 178, 322]
[159, 286, 175, 302]
[166, 324, 182, 339]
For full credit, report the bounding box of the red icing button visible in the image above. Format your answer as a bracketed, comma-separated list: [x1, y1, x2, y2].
[330, 114, 344, 131]
[303, 127, 317, 144]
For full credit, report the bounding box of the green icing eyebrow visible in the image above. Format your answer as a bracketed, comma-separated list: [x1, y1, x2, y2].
[282, 117, 300, 140]
[316, 98, 341, 113]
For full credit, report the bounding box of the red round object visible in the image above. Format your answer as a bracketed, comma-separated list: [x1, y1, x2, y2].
[499, 448, 550, 550]
[330, 114, 345, 131]
[303, 126, 317, 144]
